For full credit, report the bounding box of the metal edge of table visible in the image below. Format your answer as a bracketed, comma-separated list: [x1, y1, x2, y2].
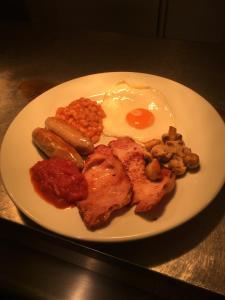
[0, 217, 224, 299]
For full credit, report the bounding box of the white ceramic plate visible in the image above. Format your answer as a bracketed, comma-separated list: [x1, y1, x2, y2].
[1, 72, 225, 242]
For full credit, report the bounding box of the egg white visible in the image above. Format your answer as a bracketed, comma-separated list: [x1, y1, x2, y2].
[101, 82, 175, 142]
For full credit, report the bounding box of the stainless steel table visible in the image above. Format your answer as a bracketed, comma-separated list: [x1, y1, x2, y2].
[0, 27, 225, 298]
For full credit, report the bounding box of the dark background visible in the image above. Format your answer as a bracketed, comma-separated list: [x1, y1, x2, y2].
[1, 0, 225, 43]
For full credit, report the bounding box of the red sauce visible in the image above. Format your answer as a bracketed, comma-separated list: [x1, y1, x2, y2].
[30, 158, 88, 208]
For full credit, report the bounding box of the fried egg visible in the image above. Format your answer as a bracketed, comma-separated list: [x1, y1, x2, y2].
[101, 82, 175, 142]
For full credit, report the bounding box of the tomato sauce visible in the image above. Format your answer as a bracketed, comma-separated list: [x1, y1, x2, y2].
[30, 158, 88, 208]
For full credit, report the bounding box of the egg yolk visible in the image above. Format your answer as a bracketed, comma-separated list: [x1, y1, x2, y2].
[126, 108, 154, 129]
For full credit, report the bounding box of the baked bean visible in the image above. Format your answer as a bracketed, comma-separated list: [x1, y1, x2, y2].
[56, 98, 105, 143]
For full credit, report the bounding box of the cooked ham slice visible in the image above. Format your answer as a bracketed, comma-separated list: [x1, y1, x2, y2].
[77, 145, 132, 229]
[109, 137, 175, 213]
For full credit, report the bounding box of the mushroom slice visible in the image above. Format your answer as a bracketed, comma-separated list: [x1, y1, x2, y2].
[183, 153, 200, 169]
[151, 144, 173, 162]
[146, 159, 163, 181]
[144, 139, 162, 152]
[168, 155, 187, 176]
[162, 126, 182, 143]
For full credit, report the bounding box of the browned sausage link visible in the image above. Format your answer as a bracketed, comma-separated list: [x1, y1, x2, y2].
[45, 117, 94, 155]
[32, 128, 84, 169]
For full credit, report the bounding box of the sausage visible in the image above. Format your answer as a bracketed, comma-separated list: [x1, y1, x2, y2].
[45, 117, 94, 155]
[32, 127, 84, 169]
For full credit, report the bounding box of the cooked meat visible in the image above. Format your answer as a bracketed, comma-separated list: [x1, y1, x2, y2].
[109, 137, 175, 213]
[77, 145, 132, 229]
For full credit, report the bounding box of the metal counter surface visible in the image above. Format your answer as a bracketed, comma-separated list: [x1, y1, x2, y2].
[0, 28, 225, 296]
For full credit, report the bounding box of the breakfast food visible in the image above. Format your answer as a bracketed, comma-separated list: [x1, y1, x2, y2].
[56, 97, 105, 143]
[32, 127, 84, 169]
[30, 158, 88, 208]
[145, 159, 163, 181]
[77, 145, 132, 229]
[109, 137, 175, 212]
[126, 108, 155, 129]
[45, 117, 94, 155]
[30, 84, 200, 230]
[145, 126, 200, 176]
[102, 82, 175, 142]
